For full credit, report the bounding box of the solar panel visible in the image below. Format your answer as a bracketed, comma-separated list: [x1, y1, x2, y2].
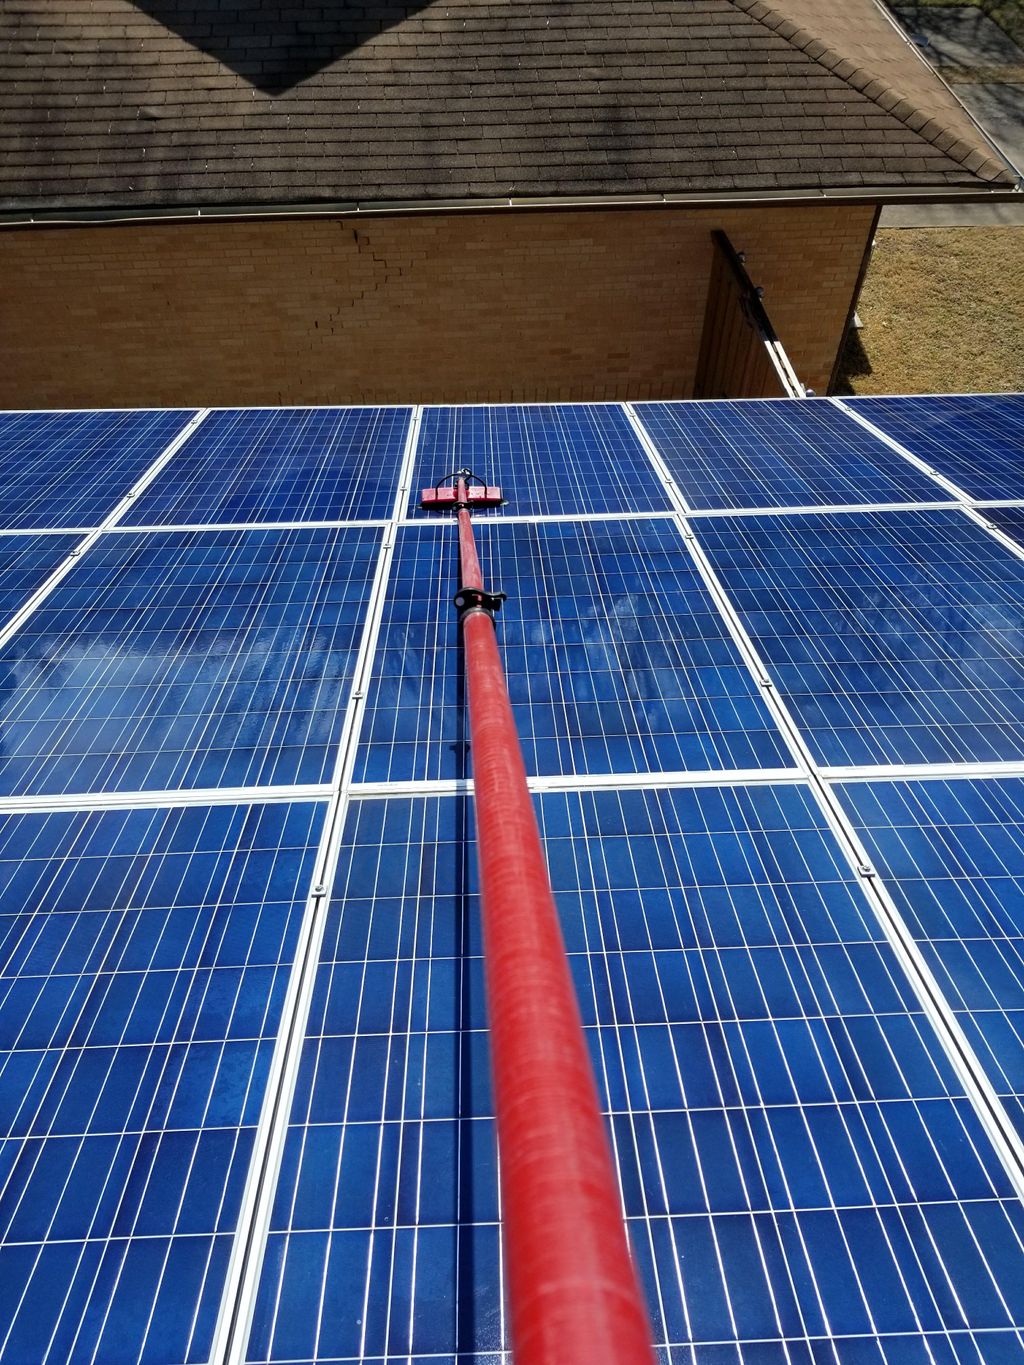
[4, 395, 1024, 1365]
[0, 799, 325, 1365]
[849, 395, 1024, 502]
[354, 518, 794, 782]
[123, 408, 412, 528]
[410, 405, 672, 517]
[635, 398, 949, 511]
[246, 785, 1024, 1362]
[839, 776, 1024, 1146]
[0, 534, 82, 626]
[0, 527, 382, 796]
[694, 507, 1024, 767]
[0, 410, 197, 531]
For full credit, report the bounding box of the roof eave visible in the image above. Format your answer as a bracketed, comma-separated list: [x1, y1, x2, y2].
[0, 180, 1021, 229]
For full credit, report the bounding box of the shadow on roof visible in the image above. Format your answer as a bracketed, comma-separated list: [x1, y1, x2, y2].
[129, 0, 434, 93]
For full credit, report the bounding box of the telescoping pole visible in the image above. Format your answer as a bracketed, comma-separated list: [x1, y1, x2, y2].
[421, 472, 656, 1365]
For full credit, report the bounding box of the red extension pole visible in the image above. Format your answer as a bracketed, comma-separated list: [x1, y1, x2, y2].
[450, 483, 657, 1365]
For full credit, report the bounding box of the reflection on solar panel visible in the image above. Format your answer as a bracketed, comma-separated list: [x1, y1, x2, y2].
[0, 800, 325, 1363]
[695, 508, 1024, 766]
[636, 398, 949, 510]
[0, 410, 196, 530]
[411, 405, 672, 517]
[4, 395, 1024, 1365]
[0, 534, 83, 626]
[840, 777, 1024, 1143]
[124, 408, 412, 527]
[248, 787, 1024, 1362]
[850, 394, 1024, 501]
[354, 518, 793, 781]
[0, 527, 381, 796]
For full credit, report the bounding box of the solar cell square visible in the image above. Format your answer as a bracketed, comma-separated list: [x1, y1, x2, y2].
[354, 518, 793, 782]
[0, 533, 81, 628]
[694, 508, 1024, 767]
[849, 395, 1024, 502]
[0, 525, 381, 797]
[636, 398, 946, 511]
[0, 409, 196, 531]
[246, 786, 1024, 1364]
[124, 407, 412, 528]
[0, 799, 325, 1365]
[410, 405, 671, 518]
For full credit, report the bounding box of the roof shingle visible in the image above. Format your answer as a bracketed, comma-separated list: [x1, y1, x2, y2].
[0, 0, 1016, 212]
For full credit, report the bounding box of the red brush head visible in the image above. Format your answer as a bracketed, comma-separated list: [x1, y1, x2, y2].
[420, 486, 458, 510]
[466, 485, 504, 507]
[420, 473, 504, 511]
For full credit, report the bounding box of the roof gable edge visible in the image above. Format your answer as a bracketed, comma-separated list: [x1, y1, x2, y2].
[730, 0, 1018, 187]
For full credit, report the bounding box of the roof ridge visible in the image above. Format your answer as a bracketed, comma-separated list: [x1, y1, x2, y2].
[729, 0, 1016, 186]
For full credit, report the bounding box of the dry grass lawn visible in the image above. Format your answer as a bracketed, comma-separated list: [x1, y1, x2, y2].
[835, 226, 1024, 394]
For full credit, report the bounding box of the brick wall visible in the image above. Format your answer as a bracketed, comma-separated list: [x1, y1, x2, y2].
[0, 204, 874, 408]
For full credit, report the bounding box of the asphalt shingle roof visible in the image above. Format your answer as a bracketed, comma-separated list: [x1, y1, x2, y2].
[0, 0, 1015, 212]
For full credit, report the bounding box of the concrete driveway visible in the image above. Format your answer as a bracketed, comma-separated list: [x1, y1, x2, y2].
[883, 4, 1024, 224]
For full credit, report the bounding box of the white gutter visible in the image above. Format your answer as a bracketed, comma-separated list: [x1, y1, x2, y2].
[1, 181, 1021, 229]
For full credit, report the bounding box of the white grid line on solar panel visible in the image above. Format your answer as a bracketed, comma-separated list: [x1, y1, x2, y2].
[117, 520, 390, 535]
[629, 398, 953, 513]
[349, 768, 804, 800]
[836, 776, 1024, 1152]
[0, 799, 326, 1365]
[0, 410, 201, 532]
[0, 529, 96, 538]
[119, 408, 413, 529]
[207, 408, 425, 1365]
[400, 509, 677, 528]
[407, 404, 673, 519]
[844, 396, 1024, 504]
[243, 785, 1024, 1364]
[823, 763, 1024, 785]
[352, 518, 794, 785]
[0, 786, 334, 815]
[0, 524, 382, 798]
[405, 502, 1024, 529]
[685, 500, 963, 520]
[688, 507, 1024, 770]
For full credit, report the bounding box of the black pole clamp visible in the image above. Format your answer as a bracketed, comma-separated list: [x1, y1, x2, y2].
[453, 586, 507, 617]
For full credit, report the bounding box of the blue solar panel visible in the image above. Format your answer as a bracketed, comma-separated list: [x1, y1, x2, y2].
[0, 526, 381, 796]
[695, 508, 1024, 767]
[636, 398, 948, 511]
[0, 799, 325, 1365]
[839, 776, 1024, 1148]
[0, 410, 197, 531]
[983, 506, 1024, 553]
[0, 534, 81, 626]
[9, 395, 1024, 1365]
[410, 405, 672, 517]
[850, 395, 1024, 502]
[124, 408, 412, 527]
[354, 518, 793, 782]
[246, 785, 1024, 1363]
